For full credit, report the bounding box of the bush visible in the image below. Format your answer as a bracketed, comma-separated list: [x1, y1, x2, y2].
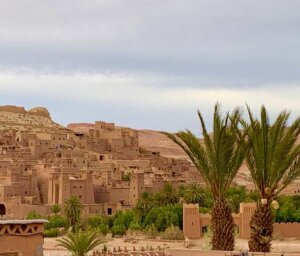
[26, 210, 44, 220]
[44, 228, 59, 237]
[46, 215, 68, 230]
[111, 224, 126, 237]
[112, 210, 137, 229]
[88, 215, 109, 228]
[98, 224, 109, 235]
[145, 224, 158, 239]
[161, 225, 184, 240]
[129, 221, 142, 231]
[143, 205, 182, 231]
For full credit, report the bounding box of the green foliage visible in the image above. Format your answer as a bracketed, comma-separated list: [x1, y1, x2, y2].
[240, 105, 300, 201]
[156, 183, 179, 206]
[87, 215, 110, 235]
[128, 221, 142, 231]
[112, 210, 137, 229]
[26, 210, 44, 220]
[45, 228, 59, 237]
[111, 224, 126, 237]
[50, 204, 61, 215]
[136, 192, 155, 219]
[274, 195, 300, 222]
[226, 186, 249, 213]
[56, 230, 103, 256]
[143, 204, 182, 231]
[64, 196, 83, 228]
[166, 103, 246, 201]
[45, 215, 68, 230]
[183, 183, 205, 205]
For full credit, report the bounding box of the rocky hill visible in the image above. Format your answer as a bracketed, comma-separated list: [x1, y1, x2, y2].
[0, 105, 67, 132]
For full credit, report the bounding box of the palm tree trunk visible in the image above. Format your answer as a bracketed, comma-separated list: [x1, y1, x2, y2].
[211, 199, 235, 251]
[248, 202, 273, 252]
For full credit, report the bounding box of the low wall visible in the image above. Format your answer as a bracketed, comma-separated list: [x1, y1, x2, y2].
[168, 249, 299, 256]
[274, 222, 300, 238]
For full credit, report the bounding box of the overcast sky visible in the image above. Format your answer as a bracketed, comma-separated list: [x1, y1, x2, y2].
[0, 0, 300, 133]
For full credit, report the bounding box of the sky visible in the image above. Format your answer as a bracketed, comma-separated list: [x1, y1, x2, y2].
[0, 0, 300, 133]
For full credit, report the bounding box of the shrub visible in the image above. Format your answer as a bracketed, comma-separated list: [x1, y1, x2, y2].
[26, 210, 44, 220]
[129, 221, 142, 231]
[143, 205, 181, 231]
[161, 225, 184, 240]
[98, 224, 109, 235]
[88, 215, 109, 228]
[112, 210, 136, 229]
[44, 228, 59, 237]
[111, 224, 126, 237]
[46, 215, 68, 230]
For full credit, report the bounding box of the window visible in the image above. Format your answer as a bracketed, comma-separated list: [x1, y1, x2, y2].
[107, 208, 112, 215]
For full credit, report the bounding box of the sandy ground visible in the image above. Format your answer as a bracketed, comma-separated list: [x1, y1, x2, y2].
[44, 236, 300, 256]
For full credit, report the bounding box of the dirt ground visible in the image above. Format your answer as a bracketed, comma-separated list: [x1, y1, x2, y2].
[44, 236, 300, 256]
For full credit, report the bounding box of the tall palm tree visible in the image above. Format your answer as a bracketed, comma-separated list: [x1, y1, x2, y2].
[56, 230, 102, 256]
[64, 196, 83, 229]
[239, 106, 300, 252]
[166, 103, 245, 251]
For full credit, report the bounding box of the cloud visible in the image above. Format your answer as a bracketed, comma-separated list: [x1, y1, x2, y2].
[0, 1, 299, 132]
[0, 0, 300, 85]
[1, 71, 300, 134]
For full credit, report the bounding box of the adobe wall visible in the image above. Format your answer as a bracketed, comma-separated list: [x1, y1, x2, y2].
[168, 249, 299, 256]
[0, 220, 46, 256]
[274, 223, 300, 238]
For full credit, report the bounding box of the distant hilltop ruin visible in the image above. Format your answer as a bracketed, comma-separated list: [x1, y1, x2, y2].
[0, 105, 65, 132]
[0, 105, 51, 118]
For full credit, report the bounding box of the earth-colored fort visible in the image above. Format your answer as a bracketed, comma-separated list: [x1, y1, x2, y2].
[2, 105, 300, 256]
[0, 105, 203, 219]
[1, 105, 300, 219]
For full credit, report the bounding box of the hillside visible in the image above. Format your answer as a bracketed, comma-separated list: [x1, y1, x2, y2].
[0, 105, 68, 132]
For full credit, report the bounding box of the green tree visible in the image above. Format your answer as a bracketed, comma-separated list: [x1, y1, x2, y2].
[56, 230, 102, 256]
[156, 183, 179, 206]
[50, 204, 61, 215]
[64, 196, 83, 229]
[239, 106, 300, 252]
[167, 103, 245, 251]
[136, 192, 155, 220]
[226, 186, 248, 214]
[183, 183, 205, 205]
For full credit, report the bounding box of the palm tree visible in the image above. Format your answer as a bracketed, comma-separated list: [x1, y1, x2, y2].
[239, 106, 300, 252]
[136, 192, 155, 220]
[56, 230, 102, 256]
[166, 103, 245, 251]
[183, 183, 205, 205]
[64, 196, 83, 229]
[157, 183, 179, 206]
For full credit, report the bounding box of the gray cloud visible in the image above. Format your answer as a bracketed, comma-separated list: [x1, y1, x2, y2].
[0, 0, 300, 86]
[0, 1, 300, 132]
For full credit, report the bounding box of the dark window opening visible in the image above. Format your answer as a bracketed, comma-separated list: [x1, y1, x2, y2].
[0, 204, 6, 216]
